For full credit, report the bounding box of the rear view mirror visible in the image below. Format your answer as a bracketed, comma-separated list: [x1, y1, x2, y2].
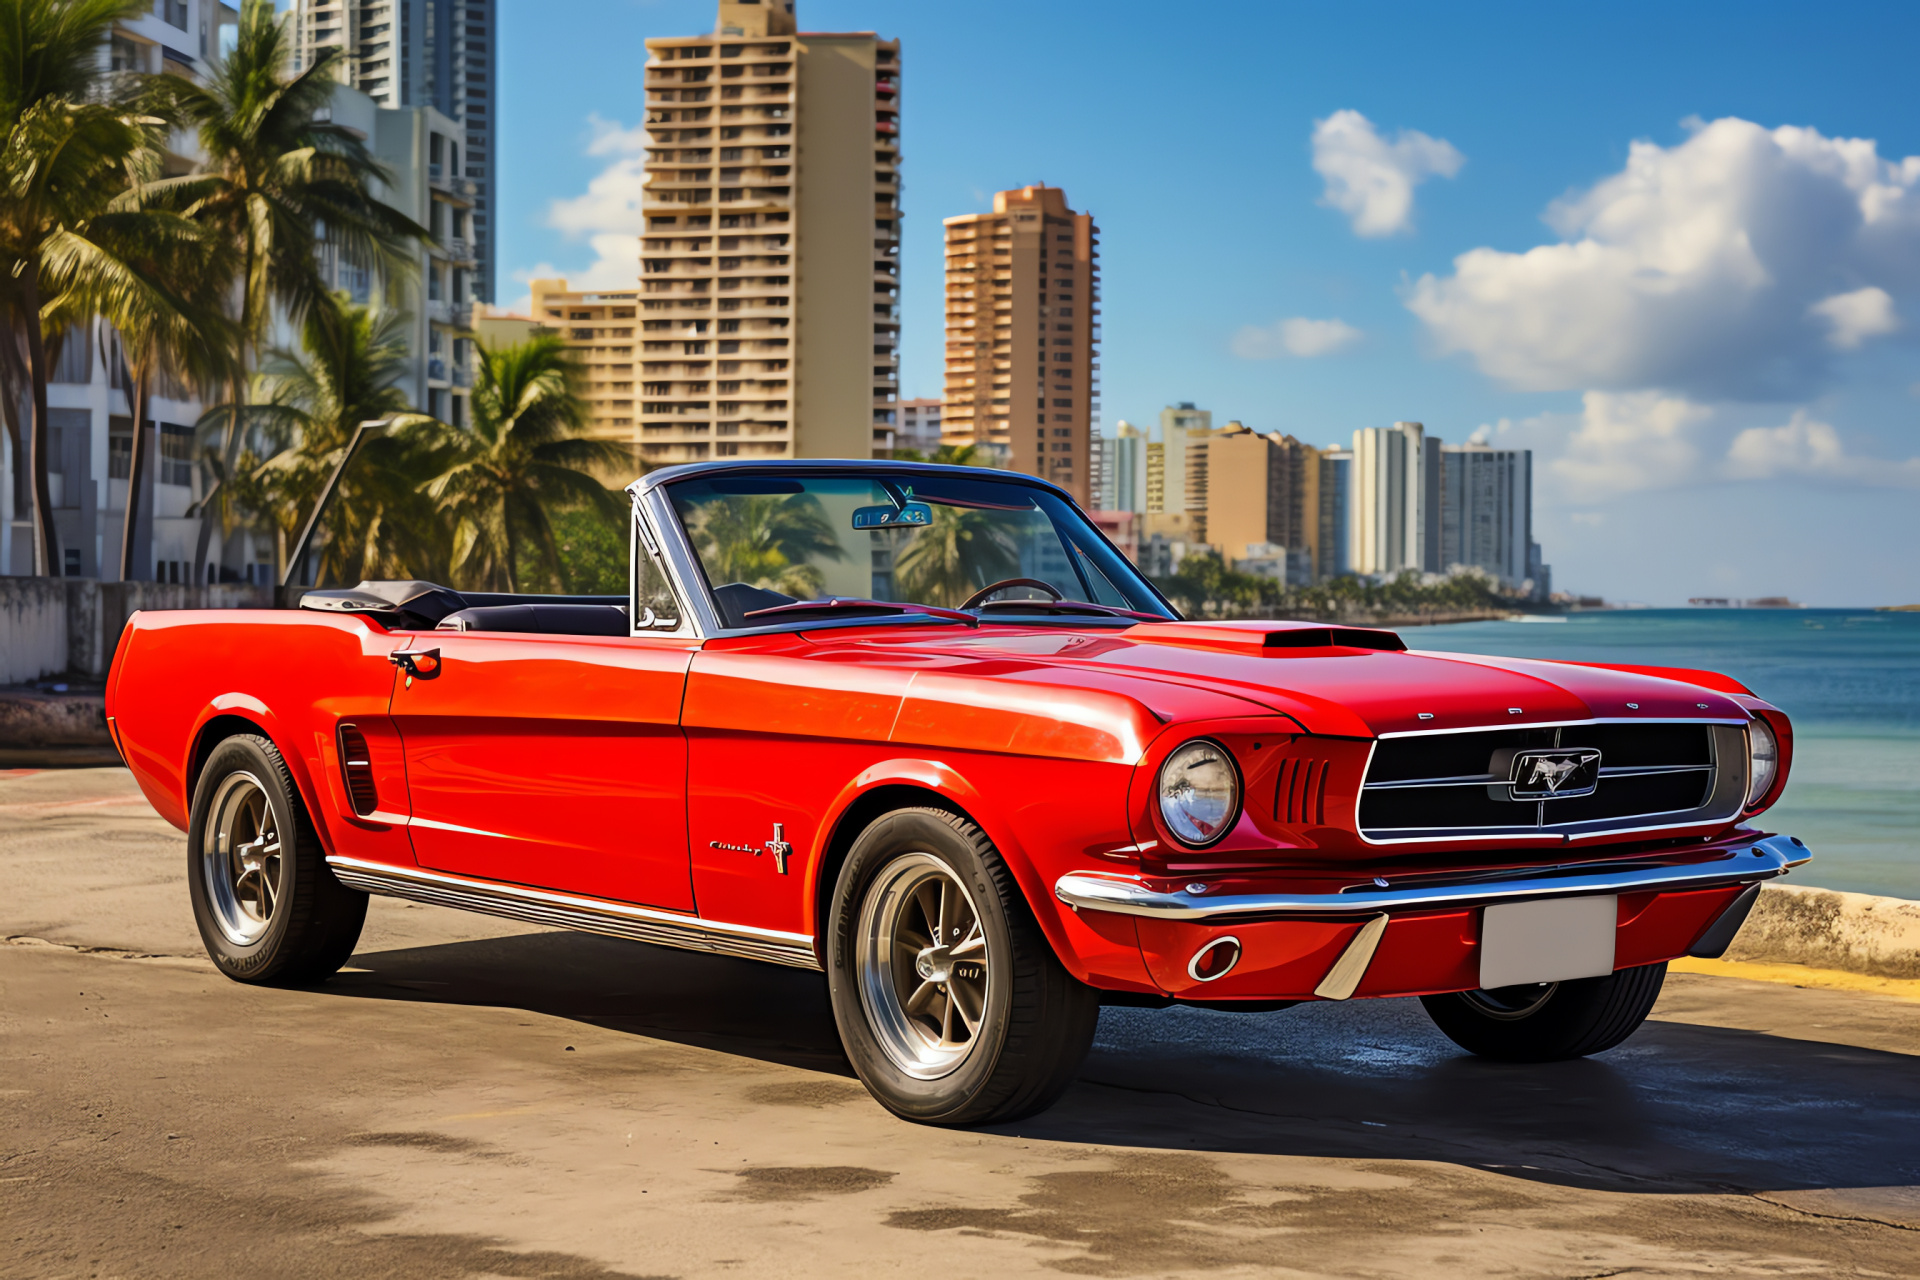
[852, 501, 934, 530]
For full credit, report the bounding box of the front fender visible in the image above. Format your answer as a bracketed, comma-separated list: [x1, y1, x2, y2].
[809, 755, 1157, 993]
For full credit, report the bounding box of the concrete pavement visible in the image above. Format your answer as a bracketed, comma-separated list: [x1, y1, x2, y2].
[4, 767, 1918, 1278]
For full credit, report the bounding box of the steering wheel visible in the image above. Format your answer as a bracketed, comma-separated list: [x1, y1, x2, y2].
[960, 578, 1064, 610]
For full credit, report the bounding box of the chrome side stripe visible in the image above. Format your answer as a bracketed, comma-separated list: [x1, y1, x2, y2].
[326, 856, 822, 971]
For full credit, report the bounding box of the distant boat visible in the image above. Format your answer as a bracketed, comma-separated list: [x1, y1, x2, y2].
[1689, 596, 1802, 608]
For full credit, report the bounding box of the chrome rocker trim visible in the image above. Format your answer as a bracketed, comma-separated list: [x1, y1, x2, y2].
[327, 856, 822, 970]
[1054, 833, 1810, 922]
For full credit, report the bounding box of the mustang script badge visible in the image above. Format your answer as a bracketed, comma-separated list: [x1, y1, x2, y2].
[1508, 748, 1603, 799]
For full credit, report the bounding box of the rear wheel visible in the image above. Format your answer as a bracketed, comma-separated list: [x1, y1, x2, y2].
[187, 733, 367, 984]
[826, 807, 1099, 1125]
[1420, 962, 1668, 1062]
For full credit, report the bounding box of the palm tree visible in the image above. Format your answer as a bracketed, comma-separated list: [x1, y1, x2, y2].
[420, 333, 629, 593]
[236, 294, 440, 583]
[149, 0, 424, 573]
[42, 203, 235, 580]
[892, 504, 1018, 607]
[0, 0, 159, 574]
[689, 493, 844, 598]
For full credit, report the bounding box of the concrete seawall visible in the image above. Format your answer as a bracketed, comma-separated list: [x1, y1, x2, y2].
[0, 579, 274, 683]
[1729, 883, 1920, 980]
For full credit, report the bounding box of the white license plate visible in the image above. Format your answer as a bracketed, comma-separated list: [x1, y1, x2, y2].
[1479, 896, 1618, 989]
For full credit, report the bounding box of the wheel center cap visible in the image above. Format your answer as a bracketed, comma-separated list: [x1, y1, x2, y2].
[915, 946, 951, 983]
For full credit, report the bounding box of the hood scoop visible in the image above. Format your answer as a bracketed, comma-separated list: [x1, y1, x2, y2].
[1128, 620, 1406, 657]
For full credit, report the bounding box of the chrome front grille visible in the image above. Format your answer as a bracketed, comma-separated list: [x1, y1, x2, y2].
[1358, 721, 1749, 841]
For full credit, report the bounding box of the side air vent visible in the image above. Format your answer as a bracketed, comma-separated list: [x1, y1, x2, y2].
[337, 723, 378, 816]
[1274, 757, 1330, 826]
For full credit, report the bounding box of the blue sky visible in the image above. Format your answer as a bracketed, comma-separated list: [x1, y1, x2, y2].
[498, 0, 1920, 607]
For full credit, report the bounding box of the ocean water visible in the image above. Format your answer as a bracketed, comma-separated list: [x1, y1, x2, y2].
[1408, 609, 1920, 901]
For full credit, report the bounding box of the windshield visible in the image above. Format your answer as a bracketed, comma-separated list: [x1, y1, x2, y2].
[663, 471, 1172, 628]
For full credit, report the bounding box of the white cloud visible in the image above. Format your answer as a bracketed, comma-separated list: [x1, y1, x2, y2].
[1724, 410, 1920, 487]
[1231, 316, 1363, 359]
[1550, 390, 1713, 499]
[1311, 110, 1464, 238]
[1406, 117, 1920, 398]
[1809, 286, 1899, 348]
[584, 113, 651, 157]
[506, 114, 653, 296]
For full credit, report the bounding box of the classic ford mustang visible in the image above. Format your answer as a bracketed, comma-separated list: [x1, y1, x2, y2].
[106, 460, 1806, 1125]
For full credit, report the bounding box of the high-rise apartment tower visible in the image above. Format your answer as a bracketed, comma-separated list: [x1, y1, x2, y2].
[1107, 420, 1147, 513]
[635, 0, 901, 464]
[1206, 426, 1322, 573]
[1439, 441, 1534, 589]
[941, 185, 1099, 507]
[293, 0, 496, 302]
[1350, 420, 1439, 576]
[530, 279, 640, 452]
[1317, 446, 1352, 579]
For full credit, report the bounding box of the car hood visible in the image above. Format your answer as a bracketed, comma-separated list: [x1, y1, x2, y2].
[826, 622, 1752, 738]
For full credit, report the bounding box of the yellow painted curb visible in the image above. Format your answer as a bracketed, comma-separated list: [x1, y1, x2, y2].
[1671, 956, 1920, 1003]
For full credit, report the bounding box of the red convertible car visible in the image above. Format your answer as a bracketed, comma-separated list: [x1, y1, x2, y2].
[107, 461, 1805, 1125]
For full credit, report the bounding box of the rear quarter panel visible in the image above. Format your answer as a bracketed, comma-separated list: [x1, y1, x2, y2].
[106, 610, 407, 864]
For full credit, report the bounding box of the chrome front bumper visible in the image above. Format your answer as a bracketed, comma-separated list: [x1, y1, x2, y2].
[1055, 833, 1810, 921]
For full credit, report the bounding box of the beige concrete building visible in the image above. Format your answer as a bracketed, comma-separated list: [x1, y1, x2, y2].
[1153, 402, 1210, 516]
[1206, 425, 1323, 578]
[634, 0, 901, 464]
[530, 280, 639, 450]
[940, 185, 1100, 507]
[474, 306, 550, 351]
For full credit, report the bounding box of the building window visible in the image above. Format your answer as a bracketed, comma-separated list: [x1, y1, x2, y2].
[159, 423, 194, 487]
[108, 418, 133, 480]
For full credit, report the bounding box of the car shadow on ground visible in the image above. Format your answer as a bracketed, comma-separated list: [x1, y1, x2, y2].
[328, 929, 1920, 1198]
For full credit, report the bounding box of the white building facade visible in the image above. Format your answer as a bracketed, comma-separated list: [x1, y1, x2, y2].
[1349, 420, 1439, 576]
[3, 0, 247, 581]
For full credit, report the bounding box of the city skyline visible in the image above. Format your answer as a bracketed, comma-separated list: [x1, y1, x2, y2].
[500, 0, 1920, 606]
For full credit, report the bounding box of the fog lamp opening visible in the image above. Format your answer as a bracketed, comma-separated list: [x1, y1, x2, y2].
[1187, 936, 1242, 983]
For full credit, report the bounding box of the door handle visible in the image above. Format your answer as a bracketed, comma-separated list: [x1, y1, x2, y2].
[389, 648, 441, 678]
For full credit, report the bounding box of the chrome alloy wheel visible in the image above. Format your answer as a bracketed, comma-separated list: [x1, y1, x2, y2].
[856, 853, 993, 1080]
[201, 770, 283, 946]
[1462, 982, 1560, 1021]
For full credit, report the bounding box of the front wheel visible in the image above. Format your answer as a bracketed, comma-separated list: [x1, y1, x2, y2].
[187, 733, 367, 984]
[826, 808, 1099, 1125]
[1420, 962, 1668, 1062]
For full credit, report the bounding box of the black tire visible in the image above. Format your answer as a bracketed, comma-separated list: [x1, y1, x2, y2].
[186, 733, 367, 984]
[826, 807, 1099, 1126]
[1420, 962, 1668, 1062]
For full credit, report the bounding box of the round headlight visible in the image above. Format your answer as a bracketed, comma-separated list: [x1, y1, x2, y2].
[1157, 739, 1241, 847]
[1746, 718, 1779, 807]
